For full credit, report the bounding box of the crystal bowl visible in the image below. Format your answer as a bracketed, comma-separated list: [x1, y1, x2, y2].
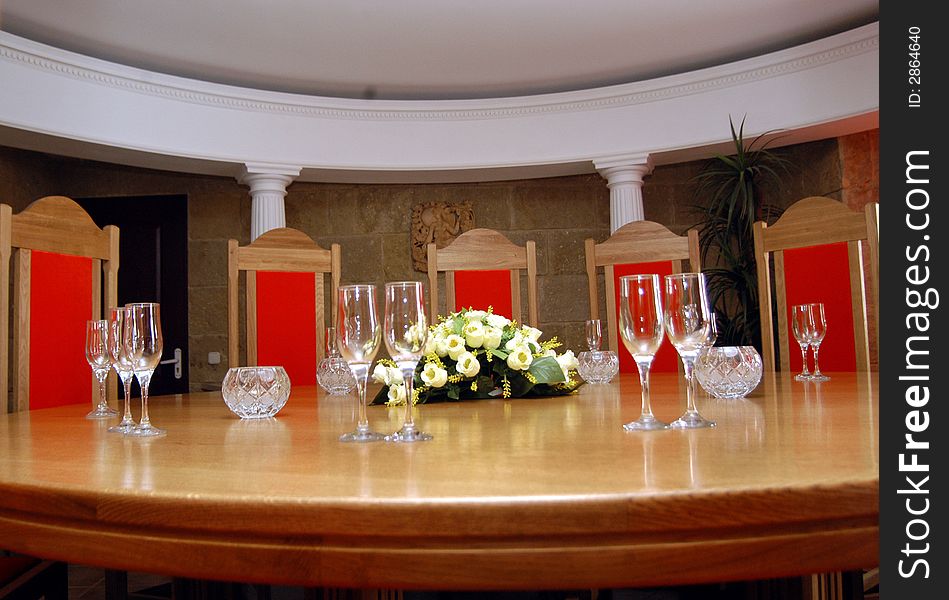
[695, 346, 762, 399]
[222, 366, 291, 418]
[317, 355, 356, 395]
[577, 350, 619, 384]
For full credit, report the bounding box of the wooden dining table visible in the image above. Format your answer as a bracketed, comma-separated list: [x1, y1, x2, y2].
[0, 372, 878, 590]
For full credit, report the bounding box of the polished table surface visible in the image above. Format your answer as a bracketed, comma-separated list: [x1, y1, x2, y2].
[0, 372, 878, 590]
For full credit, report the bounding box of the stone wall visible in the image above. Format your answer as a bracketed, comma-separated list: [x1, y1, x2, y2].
[0, 131, 875, 390]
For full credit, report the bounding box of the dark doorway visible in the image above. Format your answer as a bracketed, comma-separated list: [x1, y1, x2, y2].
[77, 195, 190, 396]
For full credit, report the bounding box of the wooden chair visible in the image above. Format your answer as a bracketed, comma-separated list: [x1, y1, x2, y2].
[585, 221, 700, 373]
[427, 228, 538, 326]
[753, 196, 879, 372]
[1, 197, 119, 414]
[0, 197, 111, 598]
[227, 228, 340, 385]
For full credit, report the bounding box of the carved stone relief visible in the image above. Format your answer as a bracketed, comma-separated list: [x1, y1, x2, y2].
[411, 201, 475, 271]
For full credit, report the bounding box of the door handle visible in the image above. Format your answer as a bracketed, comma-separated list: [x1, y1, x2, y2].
[159, 348, 183, 379]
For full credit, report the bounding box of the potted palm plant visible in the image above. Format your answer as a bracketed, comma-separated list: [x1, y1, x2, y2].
[694, 117, 789, 349]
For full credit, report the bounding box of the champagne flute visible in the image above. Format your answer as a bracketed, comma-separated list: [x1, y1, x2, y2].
[805, 303, 830, 381]
[664, 273, 716, 429]
[85, 319, 118, 419]
[383, 281, 432, 442]
[619, 275, 668, 431]
[585, 319, 602, 351]
[107, 307, 137, 433]
[337, 285, 385, 442]
[790, 304, 812, 381]
[125, 303, 165, 437]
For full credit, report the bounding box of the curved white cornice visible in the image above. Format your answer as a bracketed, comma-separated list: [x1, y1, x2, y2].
[0, 23, 879, 181]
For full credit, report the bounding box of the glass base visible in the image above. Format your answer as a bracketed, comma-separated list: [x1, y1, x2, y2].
[108, 420, 136, 434]
[86, 405, 118, 419]
[126, 423, 166, 437]
[669, 411, 716, 429]
[809, 373, 830, 382]
[794, 373, 811, 381]
[386, 428, 433, 442]
[623, 416, 669, 431]
[339, 430, 385, 443]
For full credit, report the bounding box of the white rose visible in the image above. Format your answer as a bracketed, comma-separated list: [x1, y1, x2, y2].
[372, 363, 399, 386]
[522, 326, 543, 342]
[486, 314, 510, 329]
[421, 363, 449, 388]
[464, 309, 487, 321]
[402, 321, 427, 352]
[463, 320, 485, 348]
[504, 332, 524, 351]
[456, 351, 481, 377]
[555, 350, 579, 380]
[423, 335, 438, 356]
[482, 325, 503, 350]
[387, 382, 406, 405]
[543, 349, 556, 358]
[446, 334, 467, 360]
[506, 345, 534, 370]
[432, 328, 450, 357]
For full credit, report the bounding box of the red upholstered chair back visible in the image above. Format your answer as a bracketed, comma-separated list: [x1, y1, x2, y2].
[585, 221, 701, 373]
[1, 198, 119, 413]
[427, 229, 538, 326]
[753, 197, 879, 372]
[227, 228, 340, 386]
[452, 270, 514, 318]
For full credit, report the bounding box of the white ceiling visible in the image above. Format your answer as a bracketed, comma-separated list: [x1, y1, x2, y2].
[0, 0, 878, 100]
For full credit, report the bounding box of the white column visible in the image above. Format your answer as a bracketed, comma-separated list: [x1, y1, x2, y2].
[594, 154, 654, 233]
[238, 163, 302, 240]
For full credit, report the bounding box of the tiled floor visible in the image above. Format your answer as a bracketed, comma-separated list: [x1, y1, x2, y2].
[68, 565, 172, 599]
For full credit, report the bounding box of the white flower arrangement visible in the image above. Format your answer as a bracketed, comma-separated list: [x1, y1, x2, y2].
[372, 308, 581, 405]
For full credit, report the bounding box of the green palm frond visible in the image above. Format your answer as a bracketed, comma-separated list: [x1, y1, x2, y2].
[692, 116, 790, 348]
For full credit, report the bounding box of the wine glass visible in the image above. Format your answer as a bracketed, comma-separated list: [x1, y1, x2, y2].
[585, 319, 602, 351]
[790, 304, 812, 381]
[619, 275, 668, 431]
[663, 273, 716, 429]
[337, 284, 385, 442]
[125, 303, 165, 437]
[805, 303, 830, 381]
[107, 307, 137, 433]
[85, 319, 118, 419]
[383, 281, 432, 442]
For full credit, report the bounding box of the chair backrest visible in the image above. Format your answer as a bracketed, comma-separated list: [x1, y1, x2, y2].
[753, 196, 879, 372]
[427, 228, 538, 327]
[585, 221, 700, 373]
[227, 228, 340, 385]
[1, 197, 119, 413]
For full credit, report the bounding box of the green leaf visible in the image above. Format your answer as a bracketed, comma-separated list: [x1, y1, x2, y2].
[489, 348, 509, 360]
[527, 356, 565, 384]
[451, 315, 464, 336]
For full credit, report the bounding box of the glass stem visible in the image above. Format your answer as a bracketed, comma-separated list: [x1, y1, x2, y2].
[798, 343, 811, 377]
[812, 343, 823, 376]
[682, 356, 698, 414]
[97, 376, 107, 410]
[137, 371, 152, 427]
[352, 366, 370, 433]
[635, 358, 654, 418]
[121, 376, 134, 425]
[401, 366, 417, 431]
